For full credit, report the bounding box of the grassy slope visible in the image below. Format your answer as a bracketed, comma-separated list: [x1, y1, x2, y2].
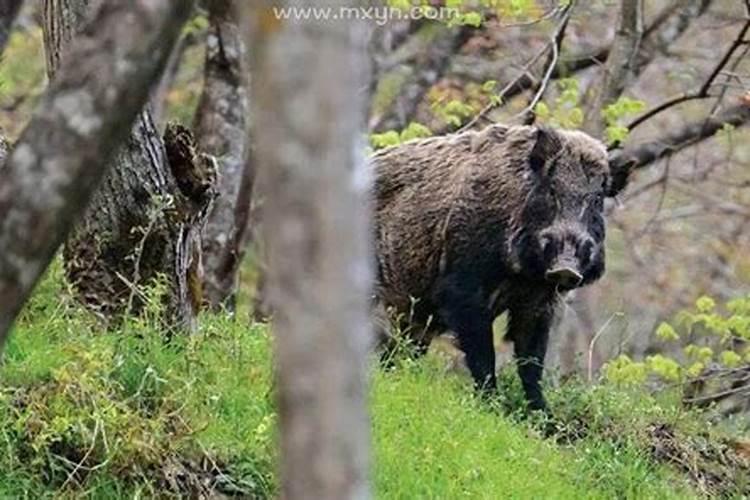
[0, 265, 718, 498]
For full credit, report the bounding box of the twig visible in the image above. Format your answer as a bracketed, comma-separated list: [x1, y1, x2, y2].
[608, 102, 750, 192]
[125, 195, 173, 316]
[588, 312, 624, 382]
[456, 42, 549, 132]
[518, 37, 559, 124]
[633, 155, 671, 237]
[458, 1, 575, 132]
[59, 418, 102, 491]
[493, 4, 563, 28]
[519, 0, 574, 125]
[683, 381, 750, 405]
[627, 15, 750, 131]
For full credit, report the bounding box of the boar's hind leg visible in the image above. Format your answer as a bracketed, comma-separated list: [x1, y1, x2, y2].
[508, 303, 554, 413]
[433, 273, 496, 394]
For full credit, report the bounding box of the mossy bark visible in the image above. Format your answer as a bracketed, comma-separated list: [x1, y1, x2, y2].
[0, 0, 193, 347]
[43, 0, 212, 329]
[194, 0, 253, 311]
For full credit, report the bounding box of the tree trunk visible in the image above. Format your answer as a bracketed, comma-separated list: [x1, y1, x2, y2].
[244, 2, 372, 498]
[0, 0, 193, 348]
[43, 0, 213, 330]
[585, 0, 644, 136]
[194, 0, 252, 311]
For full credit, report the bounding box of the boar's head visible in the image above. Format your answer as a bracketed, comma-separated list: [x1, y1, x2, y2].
[510, 127, 611, 291]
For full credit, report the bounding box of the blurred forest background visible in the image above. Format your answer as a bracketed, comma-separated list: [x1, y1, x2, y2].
[1, 0, 750, 497]
[4, 0, 748, 369]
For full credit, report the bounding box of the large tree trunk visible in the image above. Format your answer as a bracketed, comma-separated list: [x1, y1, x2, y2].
[43, 0, 213, 329]
[0, 0, 193, 348]
[245, 2, 372, 498]
[194, 0, 253, 311]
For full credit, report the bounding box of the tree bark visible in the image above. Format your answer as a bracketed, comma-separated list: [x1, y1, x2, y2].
[0, 0, 193, 349]
[244, 2, 372, 498]
[585, 0, 644, 136]
[194, 0, 252, 311]
[43, 0, 212, 329]
[610, 102, 750, 185]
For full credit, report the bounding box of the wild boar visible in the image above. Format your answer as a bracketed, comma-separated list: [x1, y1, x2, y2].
[371, 124, 611, 412]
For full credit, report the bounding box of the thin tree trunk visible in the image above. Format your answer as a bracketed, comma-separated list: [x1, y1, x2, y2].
[0, 0, 193, 349]
[585, 0, 644, 136]
[244, 1, 372, 498]
[43, 0, 213, 330]
[194, 0, 252, 311]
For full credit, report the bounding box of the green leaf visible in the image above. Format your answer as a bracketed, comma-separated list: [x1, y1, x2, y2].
[720, 350, 742, 368]
[371, 131, 401, 149]
[460, 12, 484, 27]
[534, 102, 550, 120]
[605, 125, 629, 145]
[400, 122, 433, 142]
[655, 322, 679, 342]
[646, 355, 682, 382]
[696, 296, 716, 313]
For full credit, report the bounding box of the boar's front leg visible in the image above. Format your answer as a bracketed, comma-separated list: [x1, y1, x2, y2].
[433, 272, 496, 394]
[508, 302, 554, 413]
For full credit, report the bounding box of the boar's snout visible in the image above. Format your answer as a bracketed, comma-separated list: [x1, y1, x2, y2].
[545, 266, 583, 289]
[539, 228, 593, 289]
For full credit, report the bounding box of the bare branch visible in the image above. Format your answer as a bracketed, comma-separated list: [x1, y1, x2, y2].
[369, 23, 473, 133]
[455, 40, 549, 133]
[0, 0, 193, 348]
[633, 0, 713, 76]
[627, 16, 750, 132]
[426, 0, 708, 135]
[151, 27, 203, 127]
[448, 46, 609, 97]
[458, 3, 575, 133]
[609, 103, 750, 194]
[520, 0, 575, 125]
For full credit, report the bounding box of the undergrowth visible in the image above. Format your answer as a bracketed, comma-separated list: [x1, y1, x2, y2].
[0, 262, 747, 498]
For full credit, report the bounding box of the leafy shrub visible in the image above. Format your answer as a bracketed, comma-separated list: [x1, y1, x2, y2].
[370, 122, 433, 150]
[534, 78, 585, 129]
[601, 96, 645, 145]
[604, 295, 750, 416]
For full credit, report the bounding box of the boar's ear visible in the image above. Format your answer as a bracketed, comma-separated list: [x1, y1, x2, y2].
[605, 150, 632, 197]
[528, 126, 559, 177]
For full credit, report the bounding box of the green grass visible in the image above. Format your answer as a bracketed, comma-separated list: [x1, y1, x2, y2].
[0, 264, 745, 498]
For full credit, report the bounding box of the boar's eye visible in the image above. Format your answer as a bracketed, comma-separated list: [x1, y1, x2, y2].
[588, 191, 604, 211]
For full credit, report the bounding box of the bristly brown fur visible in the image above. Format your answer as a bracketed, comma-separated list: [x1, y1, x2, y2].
[370, 123, 610, 412]
[372, 123, 608, 313]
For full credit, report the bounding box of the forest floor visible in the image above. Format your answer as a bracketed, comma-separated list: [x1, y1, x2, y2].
[0, 262, 748, 499]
